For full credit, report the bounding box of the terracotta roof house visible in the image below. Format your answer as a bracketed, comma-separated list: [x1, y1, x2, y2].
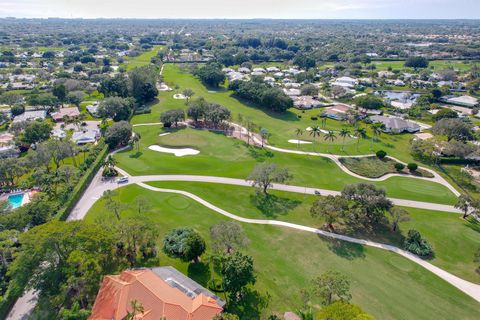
[51, 107, 81, 122]
[90, 267, 224, 320]
[321, 104, 353, 120]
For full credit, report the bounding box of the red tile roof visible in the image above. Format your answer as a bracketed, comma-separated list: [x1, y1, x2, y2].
[89, 269, 223, 320]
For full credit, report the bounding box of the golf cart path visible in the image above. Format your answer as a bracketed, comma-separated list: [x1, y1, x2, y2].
[229, 122, 460, 196]
[67, 167, 479, 303]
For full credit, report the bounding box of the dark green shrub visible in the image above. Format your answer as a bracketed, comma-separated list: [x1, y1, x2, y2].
[394, 163, 405, 171]
[376, 150, 387, 159]
[407, 162, 418, 172]
[404, 229, 433, 257]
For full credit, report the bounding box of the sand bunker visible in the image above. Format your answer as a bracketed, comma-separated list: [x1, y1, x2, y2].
[288, 139, 312, 144]
[173, 94, 186, 99]
[149, 145, 199, 157]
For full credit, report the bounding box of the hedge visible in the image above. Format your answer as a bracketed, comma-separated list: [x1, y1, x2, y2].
[439, 157, 480, 165]
[56, 142, 109, 221]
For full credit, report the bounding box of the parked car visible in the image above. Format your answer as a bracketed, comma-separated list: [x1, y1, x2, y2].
[116, 176, 129, 184]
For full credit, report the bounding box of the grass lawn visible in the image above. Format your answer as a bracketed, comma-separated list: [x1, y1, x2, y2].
[85, 184, 480, 319]
[120, 45, 164, 71]
[339, 156, 434, 179]
[146, 181, 480, 284]
[130, 64, 419, 163]
[372, 59, 479, 72]
[116, 126, 457, 204]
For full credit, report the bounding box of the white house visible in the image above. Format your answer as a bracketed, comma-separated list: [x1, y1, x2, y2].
[331, 76, 358, 88]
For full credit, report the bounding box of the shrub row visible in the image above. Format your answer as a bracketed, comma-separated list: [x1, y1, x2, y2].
[56, 141, 109, 221]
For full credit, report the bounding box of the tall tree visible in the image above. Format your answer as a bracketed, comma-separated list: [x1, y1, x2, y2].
[247, 163, 291, 194]
[221, 251, 256, 301]
[210, 221, 250, 254]
[312, 270, 351, 306]
[339, 128, 350, 152]
[389, 207, 410, 232]
[163, 228, 206, 263]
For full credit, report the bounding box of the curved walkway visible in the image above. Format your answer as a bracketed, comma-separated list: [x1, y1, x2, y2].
[67, 168, 479, 302]
[226, 122, 460, 196]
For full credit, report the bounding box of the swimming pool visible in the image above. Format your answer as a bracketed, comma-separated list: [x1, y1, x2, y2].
[7, 193, 24, 209]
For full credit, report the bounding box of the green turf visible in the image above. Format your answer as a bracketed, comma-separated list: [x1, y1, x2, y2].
[85, 184, 480, 319]
[146, 181, 480, 283]
[120, 45, 164, 70]
[131, 64, 421, 163]
[372, 59, 479, 72]
[116, 126, 457, 204]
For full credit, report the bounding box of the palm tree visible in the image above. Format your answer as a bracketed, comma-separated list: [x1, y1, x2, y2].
[354, 127, 367, 151]
[295, 128, 304, 149]
[104, 155, 117, 169]
[323, 131, 336, 153]
[126, 300, 144, 320]
[129, 133, 141, 152]
[455, 194, 471, 219]
[339, 128, 350, 151]
[370, 123, 384, 150]
[309, 126, 322, 152]
[259, 128, 269, 148]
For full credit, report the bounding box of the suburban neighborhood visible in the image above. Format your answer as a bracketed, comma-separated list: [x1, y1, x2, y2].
[0, 3, 480, 320]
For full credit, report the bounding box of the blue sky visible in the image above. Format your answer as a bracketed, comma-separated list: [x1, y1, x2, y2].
[0, 0, 479, 19]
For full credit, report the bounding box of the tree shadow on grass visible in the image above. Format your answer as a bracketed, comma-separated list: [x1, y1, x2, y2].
[319, 236, 366, 260]
[226, 288, 270, 319]
[187, 262, 211, 287]
[465, 216, 480, 234]
[250, 192, 301, 218]
[129, 151, 143, 158]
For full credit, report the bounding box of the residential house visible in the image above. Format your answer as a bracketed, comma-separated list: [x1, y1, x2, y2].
[441, 95, 479, 108]
[13, 110, 47, 123]
[51, 107, 81, 122]
[370, 115, 420, 133]
[331, 76, 358, 88]
[293, 96, 323, 110]
[90, 267, 224, 320]
[0, 133, 19, 158]
[322, 104, 353, 120]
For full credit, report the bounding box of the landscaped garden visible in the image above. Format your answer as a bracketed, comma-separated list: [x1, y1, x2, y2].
[85, 184, 480, 319]
[339, 156, 434, 179]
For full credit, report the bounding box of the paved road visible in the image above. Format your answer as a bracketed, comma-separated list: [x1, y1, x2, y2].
[5, 289, 38, 320]
[68, 172, 461, 221]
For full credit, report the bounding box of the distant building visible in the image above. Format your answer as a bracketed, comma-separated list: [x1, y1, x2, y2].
[51, 107, 81, 122]
[90, 267, 224, 320]
[331, 76, 358, 88]
[322, 104, 353, 120]
[370, 115, 420, 133]
[441, 95, 478, 108]
[13, 110, 47, 123]
[293, 96, 323, 110]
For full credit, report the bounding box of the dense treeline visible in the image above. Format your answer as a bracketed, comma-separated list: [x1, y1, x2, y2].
[229, 80, 293, 112]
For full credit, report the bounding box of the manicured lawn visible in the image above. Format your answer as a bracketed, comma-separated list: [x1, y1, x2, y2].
[146, 181, 480, 284]
[339, 156, 434, 179]
[372, 59, 479, 71]
[131, 64, 420, 163]
[120, 45, 164, 70]
[116, 126, 458, 204]
[85, 184, 480, 319]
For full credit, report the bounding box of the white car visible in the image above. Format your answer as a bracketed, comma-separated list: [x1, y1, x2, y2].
[116, 176, 129, 184]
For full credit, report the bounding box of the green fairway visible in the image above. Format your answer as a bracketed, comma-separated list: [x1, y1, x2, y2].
[85, 184, 480, 319]
[131, 64, 420, 163]
[116, 126, 458, 204]
[372, 59, 479, 71]
[146, 181, 480, 283]
[120, 45, 164, 70]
